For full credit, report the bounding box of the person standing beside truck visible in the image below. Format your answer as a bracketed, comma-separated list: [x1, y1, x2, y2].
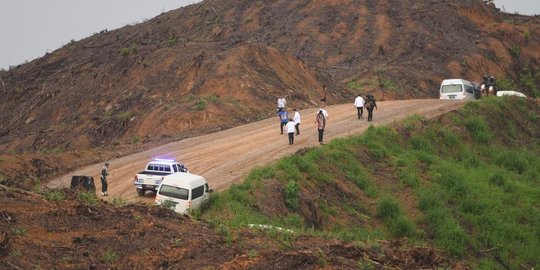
[100, 162, 110, 196]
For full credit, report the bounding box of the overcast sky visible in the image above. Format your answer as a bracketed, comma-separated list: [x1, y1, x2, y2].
[0, 0, 538, 70]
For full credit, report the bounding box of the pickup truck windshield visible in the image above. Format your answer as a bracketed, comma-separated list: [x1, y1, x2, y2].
[441, 84, 463, 93]
[159, 185, 189, 200]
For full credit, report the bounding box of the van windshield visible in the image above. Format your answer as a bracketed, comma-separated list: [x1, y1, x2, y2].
[159, 185, 189, 200]
[441, 84, 463, 93]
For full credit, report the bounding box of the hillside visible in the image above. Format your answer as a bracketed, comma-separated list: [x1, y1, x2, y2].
[1, 97, 537, 269]
[0, 0, 539, 166]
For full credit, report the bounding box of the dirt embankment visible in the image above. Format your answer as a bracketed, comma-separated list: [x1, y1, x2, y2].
[48, 99, 464, 203]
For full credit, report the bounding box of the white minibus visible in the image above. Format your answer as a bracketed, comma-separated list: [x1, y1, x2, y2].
[439, 79, 476, 100]
[155, 173, 211, 214]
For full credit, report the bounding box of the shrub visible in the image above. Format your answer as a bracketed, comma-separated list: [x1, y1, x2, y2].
[77, 191, 99, 206]
[44, 190, 65, 202]
[284, 180, 299, 210]
[390, 216, 415, 237]
[11, 226, 27, 237]
[101, 248, 119, 264]
[376, 197, 401, 220]
[120, 47, 130, 56]
[168, 36, 177, 46]
[509, 45, 521, 57]
[196, 100, 207, 111]
[111, 197, 127, 208]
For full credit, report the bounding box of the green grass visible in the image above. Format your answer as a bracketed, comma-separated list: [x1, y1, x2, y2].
[202, 98, 540, 269]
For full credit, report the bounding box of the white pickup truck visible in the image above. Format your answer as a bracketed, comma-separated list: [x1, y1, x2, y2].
[133, 159, 189, 196]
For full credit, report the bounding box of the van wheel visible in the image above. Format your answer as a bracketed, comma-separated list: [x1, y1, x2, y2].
[137, 189, 145, 196]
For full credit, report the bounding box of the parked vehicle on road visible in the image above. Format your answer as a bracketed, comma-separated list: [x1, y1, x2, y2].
[496, 90, 526, 98]
[133, 159, 188, 196]
[439, 79, 478, 100]
[155, 173, 211, 214]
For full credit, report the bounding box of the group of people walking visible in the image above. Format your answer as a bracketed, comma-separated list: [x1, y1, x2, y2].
[354, 94, 377, 121]
[278, 93, 378, 146]
[277, 97, 328, 145]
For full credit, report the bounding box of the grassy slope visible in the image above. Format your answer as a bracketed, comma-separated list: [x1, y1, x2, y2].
[202, 97, 540, 269]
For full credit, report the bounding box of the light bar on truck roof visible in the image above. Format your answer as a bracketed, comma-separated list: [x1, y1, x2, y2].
[154, 158, 175, 162]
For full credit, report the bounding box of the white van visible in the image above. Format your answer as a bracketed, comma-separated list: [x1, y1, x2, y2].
[155, 173, 211, 214]
[439, 79, 476, 100]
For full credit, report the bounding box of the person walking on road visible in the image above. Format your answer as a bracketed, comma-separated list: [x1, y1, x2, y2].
[293, 108, 301, 135]
[278, 108, 289, 135]
[286, 118, 296, 145]
[365, 95, 378, 122]
[277, 97, 286, 110]
[354, 94, 365, 119]
[100, 162, 110, 196]
[315, 110, 326, 144]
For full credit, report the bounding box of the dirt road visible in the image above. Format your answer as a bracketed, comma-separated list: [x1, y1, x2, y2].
[47, 99, 464, 203]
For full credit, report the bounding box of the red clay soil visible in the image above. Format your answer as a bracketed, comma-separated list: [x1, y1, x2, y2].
[0, 185, 467, 269]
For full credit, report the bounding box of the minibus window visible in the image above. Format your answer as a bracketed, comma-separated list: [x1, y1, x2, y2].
[441, 84, 462, 93]
[192, 185, 205, 199]
[159, 185, 189, 200]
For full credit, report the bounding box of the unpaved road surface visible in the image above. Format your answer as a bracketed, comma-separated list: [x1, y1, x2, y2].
[48, 99, 464, 203]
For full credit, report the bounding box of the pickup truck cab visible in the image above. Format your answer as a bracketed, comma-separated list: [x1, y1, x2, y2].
[155, 173, 211, 214]
[133, 159, 188, 196]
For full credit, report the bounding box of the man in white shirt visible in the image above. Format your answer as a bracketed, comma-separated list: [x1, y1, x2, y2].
[292, 108, 301, 135]
[354, 94, 365, 119]
[286, 118, 296, 145]
[277, 97, 286, 110]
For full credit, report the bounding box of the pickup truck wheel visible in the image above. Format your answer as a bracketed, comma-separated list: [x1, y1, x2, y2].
[137, 189, 145, 196]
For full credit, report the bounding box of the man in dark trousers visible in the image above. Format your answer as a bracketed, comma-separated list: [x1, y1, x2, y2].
[365, 95, 378, 122]
[278, 108, 289, 135]
[100, 162, 110, 196]
[315, 110, 326, 144]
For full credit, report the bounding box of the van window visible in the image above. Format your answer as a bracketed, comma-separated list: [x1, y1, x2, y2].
[172, 164, 178, 172]
[164, 165, 171, 172]
[192, 185, 205, 199]
[441, 84, 462, 93]
[159, 184, 189, 200]
[147, 164, 156, 171]
[465, 85, 474, 94]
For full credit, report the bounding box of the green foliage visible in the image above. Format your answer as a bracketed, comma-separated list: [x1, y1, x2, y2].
[11, 226, 27, 237]
[195, 100, 207, 111]
[497, 77, 515, 91]
[201, 97, 539, 268]
[523, 30, 530, 43]
[43, 190, 65, 202]
[519, 66, 540, 97]
[120, 47, 130, 56]
[168, 35, 177, 46]
[77, 191, 99, 206]
[509, 44, 521, 57]
[462, 117, 491, 144]
[111, 197, 127, 208]
[101, 248, 119, 264]
[9, 249, 22, 258]
[284, 180, 299, 210]
[376, 197, 401, 220]
[160, 199, 176, 211]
